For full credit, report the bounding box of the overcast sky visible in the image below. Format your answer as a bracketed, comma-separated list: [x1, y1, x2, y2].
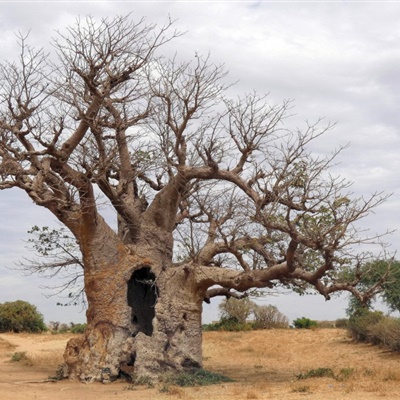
[1, 1, 399, 324]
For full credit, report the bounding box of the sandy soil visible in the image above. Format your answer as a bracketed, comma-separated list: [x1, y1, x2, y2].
[1, 328, 400, 400]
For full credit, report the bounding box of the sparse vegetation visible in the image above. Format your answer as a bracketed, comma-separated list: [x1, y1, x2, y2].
[47, 321, 87, 334]
[204, 299, 289, 331]
[347, 309, 384, 342]
[348, 309, 400, 352]
[246, 391, 258, 399]
[292, 385, 311, 393]
[335, 318, 349, 328]
[1, 328, 400, 398]
[296, 367, 335, 380]
[336, 367, 355, 381]
[166, 368, 234, 387]
[158, 385, 185, 396]
[70, 323, 87, 334]
[10, 351, 29, 363]
[315, 320, 336, 329]
[367, 317, 400, 351]
[9, 351, 33, 366]
[203, 317, 254, 332]
[253, 304, 289, 329]
[48, 364, 66, 381]
[128, 368, 233, 392]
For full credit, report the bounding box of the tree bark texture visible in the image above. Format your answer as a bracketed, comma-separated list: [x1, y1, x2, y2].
[64, 229, 204, 382]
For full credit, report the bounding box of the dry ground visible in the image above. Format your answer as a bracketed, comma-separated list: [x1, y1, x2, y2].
[1, 328, 400, 399]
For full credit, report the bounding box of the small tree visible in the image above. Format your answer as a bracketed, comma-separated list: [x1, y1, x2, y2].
[253, 304, 289, 329]
[0, 300, 47, 333]
[219, 297, 253, 324]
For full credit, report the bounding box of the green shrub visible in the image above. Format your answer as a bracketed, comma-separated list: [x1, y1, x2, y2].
[297, 367, 354, 381]
[296, 367, 334, 380]
[70, 323, 87, 334]
[0, 300, 47, 333]
[336, 367, 355, 382]
[203, 317, 254, 332]
[293, 317, 318, 329]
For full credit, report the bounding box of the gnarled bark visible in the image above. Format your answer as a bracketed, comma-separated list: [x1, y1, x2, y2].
[64, 256, 204, 381]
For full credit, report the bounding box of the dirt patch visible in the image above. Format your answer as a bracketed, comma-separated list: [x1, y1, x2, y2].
[1, 329, 400, 399]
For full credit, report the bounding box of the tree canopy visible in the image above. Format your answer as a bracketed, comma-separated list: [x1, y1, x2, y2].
[347, 259, 400, 315]
[1, 15, 389, 301]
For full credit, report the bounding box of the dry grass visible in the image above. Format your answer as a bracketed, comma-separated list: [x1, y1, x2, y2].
[1, 329, 400, 399]
[0, 336, 16, 353]
[161, 385, 186, 397]
[0, 332, 67, 368]
[201, 328, 400, 399]
[22, 351, 64, 368]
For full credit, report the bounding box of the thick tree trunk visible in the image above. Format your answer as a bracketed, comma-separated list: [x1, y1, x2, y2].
[132, 267, 203, 378]
[64, 252, 204, 382]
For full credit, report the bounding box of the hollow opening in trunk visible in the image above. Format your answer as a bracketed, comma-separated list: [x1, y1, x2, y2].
[127, 267, 158, 336]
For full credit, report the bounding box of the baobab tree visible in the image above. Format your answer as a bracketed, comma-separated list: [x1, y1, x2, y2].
[0, 15, 390, 382]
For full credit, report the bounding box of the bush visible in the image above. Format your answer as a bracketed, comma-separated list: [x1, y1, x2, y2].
[0, 300, 47, 333]
[219, 297, 253, 324]
[335, 318, 349, 329]
[253, 305, 289, 329]
[48, 321, 70, 334]
[347, 309, 384, 342]
[203, 317, 254, 332]
[364, 317, 400, 351]
[70, 323, 87, 334]
[293, 317, 318, 329]
[205, 301, 289, 331]
[347, 309, 400, 352]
